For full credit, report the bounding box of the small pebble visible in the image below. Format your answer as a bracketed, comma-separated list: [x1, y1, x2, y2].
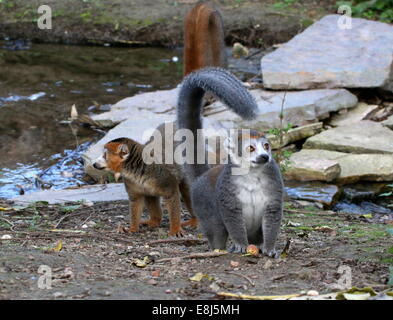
[53, 292, 64, 298]
[307, 290, 319, 296]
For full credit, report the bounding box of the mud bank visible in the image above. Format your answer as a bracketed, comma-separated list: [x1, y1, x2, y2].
[0, 0, 336, 47]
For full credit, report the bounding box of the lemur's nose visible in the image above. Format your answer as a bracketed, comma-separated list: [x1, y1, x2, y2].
[93, 163, 103, 170]
[255, 154, 269, 164]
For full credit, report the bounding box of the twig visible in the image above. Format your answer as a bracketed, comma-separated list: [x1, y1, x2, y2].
[0, 216, 15, 230]
[217, 291, 302, 300]
[54, 211, 86, 229]
[157, 251, 227, 263]
[245, 48, 264, 60]
[225, 271, 255, 287]
[148, 238, 206, 246]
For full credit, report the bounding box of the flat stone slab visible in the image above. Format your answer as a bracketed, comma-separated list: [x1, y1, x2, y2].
[304, 121, 393, 154]
[285, 181, 340, 207]
[207, 88, 358, 129]
[12, 184, 128, 205]
[382, 115, 393, 129]
[267, 122, 323, 149]
[327, 102, 379, 127]
[289, 149, 393, 184]
[92, 88, 179, 126]
[284, 157, 341, 182]
[262, 15, 393, 92]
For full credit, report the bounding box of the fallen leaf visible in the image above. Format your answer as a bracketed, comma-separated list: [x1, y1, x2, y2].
[342, 293, 370, 300]
[53, 240, 63, 252]
[189, 272, 213, 282]
[132, 256, 150, 268]
[70, 104, 78, 120]
[336, 287, 377, 300]
[314, 226, 334, 233]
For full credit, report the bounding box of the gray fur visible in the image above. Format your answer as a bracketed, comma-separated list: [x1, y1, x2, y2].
[177, 68, 283, 258]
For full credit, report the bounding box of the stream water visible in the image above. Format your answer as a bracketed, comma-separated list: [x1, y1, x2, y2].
[0, 44, 183, 198]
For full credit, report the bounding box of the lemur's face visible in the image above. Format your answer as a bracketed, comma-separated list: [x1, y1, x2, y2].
[92, 140, 129, 173]
[244, 136, 272, 168]
[227, 130, 271, 168]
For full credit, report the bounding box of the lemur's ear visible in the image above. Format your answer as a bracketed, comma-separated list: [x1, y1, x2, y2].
[117, 144, 129, 160]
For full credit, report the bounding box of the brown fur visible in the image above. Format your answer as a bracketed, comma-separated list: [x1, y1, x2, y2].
[183, 1, 226, 76]
[99, 138, 197, 237]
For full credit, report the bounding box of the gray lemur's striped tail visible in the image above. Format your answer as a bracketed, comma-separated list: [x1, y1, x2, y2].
[177, 67, 258, 182]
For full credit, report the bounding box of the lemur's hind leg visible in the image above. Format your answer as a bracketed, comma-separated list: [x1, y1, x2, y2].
[140, 196, 162, 228]
[179, 179, 198, 229]
[163, 187, 184, 237]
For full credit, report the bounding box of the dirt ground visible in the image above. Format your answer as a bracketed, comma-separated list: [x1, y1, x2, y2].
[0, 198, 392, 300]
[0, 0, 337, 47]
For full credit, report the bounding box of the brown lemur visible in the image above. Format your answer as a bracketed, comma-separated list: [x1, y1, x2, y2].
[92, 136, 196, 237]
[177, 67, 284, 258]
[90, 1, 227, 237]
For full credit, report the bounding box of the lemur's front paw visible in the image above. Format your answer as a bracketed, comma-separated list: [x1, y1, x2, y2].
[228, 243, 248, 253]
[262, 248, 280, 259]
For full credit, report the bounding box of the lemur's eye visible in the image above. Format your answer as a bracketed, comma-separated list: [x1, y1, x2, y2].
[263, 143, 270, 151]
[246, 145, 255, 153]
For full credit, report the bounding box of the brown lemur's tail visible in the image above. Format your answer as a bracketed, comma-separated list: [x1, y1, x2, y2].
[177, 67, 258, 182]
[183, 1, 227, 76]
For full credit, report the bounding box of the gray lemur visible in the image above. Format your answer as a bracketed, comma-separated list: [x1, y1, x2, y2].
[177, 67, 284, 258]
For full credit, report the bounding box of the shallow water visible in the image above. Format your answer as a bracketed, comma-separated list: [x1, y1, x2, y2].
[0, 44, 184, 198]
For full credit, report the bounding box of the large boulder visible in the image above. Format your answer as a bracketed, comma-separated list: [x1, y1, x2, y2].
[261, 15, 393, 93]
[287, 149, 393, 184]
[207, 88, 358, 129]
[304, 121, 393, 154]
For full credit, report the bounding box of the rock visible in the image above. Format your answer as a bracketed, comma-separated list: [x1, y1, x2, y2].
[382, 115, 393, 129]
[208, 88, 358, 130]
[288, 149, 393, 184]
[342, 183, 386, 201]
[304, 121, 393, 154]
[333, 201, 392, 215]
[12, 183, 128, 204]
[285, 181, 340, 207]
[284, 157, 341, 182]
[327, 103, 380, 127]
[267, 122, 323, 149]
[262, 15, 393, 93]
[91, 88, 178, 126]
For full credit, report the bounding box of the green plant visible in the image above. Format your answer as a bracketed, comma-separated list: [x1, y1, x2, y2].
[336, 0, 393, 23]
[274, 0, 297, 10]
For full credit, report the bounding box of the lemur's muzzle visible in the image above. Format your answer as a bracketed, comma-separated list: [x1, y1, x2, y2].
[93, 162, 105, 170]
[253, 154, 269, 164]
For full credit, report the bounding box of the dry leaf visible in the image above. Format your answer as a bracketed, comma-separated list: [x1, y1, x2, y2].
[70, 104, 78, 120]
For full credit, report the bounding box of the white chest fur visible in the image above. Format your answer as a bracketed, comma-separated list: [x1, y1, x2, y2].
[234, 171, 270, 234]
